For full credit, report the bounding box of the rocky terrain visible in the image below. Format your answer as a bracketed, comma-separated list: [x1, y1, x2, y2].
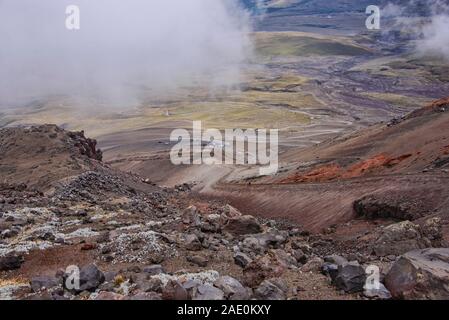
[1, 120, 448, 300]
[1, 0, 448, 302]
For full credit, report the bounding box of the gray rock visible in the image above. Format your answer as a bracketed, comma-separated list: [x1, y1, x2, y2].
[201, 214, 222, 233]
[223, 215, 262, 236]
[98, 281, 115, 292]
[252, 230, 288, 249]
[234, 252, 252, 268]
[103, 271, 117, 283]
[64, 264, 105, 293]
[184, 234, 202, 251]
[301, 257, 324, 272]
[140, 278, 163, 293]
[421, 217, 443, 244]
[271, 249, 297, 268]
[374, 221, 429, 257]
[321, 262, 339, 280]
[182, 279, 202, 290]
[243, 253, 286, 287]
[241, 237, 264, 253]
[181, 206, 200, 226]
[187, 255, 209, 267]
[162, 280, 189, 300]
[291, 241, 312, 254]
[182, 279, 203, 297]
[254, 279, 287, 300]
[214, 276, 250, 300]
[292, 249, 308, 264]
[334, 262, 367, 293]
[385, 248, 449, 300]
[193, 284, 225, 300]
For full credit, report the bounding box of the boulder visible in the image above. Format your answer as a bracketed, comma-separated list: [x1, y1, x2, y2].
[223, 215, 262, 236]
[241, 237, 264, 254]
[162, 280, 189, 300]
[291, 241, 312, 254]
[103, 271, 117, 283]
[321, 263, 339, 280]
[234, 252, 252, 268]
[354, 194, 427, 221]
[385, 248, 449, 299]
[254, 278, 287, 300]
[301, 257, 324, 272]
[184, 234, 202, 251]
[64, 264, 105, 293]
[80, 264, 105, 292]
[243, 252, 286, 287]
[193, 284, 225, 300]
[201, 214, 222, 233]
[374, 221, 429, 257]
[252, 230, 288, 250]
[334, 262, 367, 293]
[421, 217, 443, 245]
[187, 255, 209, 267]
[271, 249, 297, 268]
[292, 249, 308, 264]
[138, 277, 163, 293]
[182, 279, 203, 295]
[214, 276, 250, 300]
[181, 206, 201, 226]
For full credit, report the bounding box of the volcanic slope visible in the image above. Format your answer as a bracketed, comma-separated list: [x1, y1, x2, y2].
[206, 98, 449, 235]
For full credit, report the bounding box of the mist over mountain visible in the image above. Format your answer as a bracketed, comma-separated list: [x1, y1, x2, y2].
[381, 0, 449, 61]
[242, 0, 449, 61]
[0, 0, 252, 107]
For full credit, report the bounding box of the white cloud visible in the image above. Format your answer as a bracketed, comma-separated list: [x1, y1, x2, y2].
[383, 0, 449, 61]
[0, 0, 253, 107]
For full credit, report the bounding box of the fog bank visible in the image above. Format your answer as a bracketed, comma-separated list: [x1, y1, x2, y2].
[383, 0, 449, 61]
[0, 0, 252, 107]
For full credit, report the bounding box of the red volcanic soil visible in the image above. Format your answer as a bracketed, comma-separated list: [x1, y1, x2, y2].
[271, 97, 449, 183]
[280, 153, 414, 183]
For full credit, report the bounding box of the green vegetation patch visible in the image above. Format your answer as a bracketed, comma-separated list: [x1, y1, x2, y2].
[255, 33, 371, 58]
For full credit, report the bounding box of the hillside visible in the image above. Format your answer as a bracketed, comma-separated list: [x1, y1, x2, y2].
[201, 98, 449, 239]
[0, 108, 448, 300]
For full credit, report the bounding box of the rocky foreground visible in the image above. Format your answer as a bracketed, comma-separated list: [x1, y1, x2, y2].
[0, 125, 448, 300]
